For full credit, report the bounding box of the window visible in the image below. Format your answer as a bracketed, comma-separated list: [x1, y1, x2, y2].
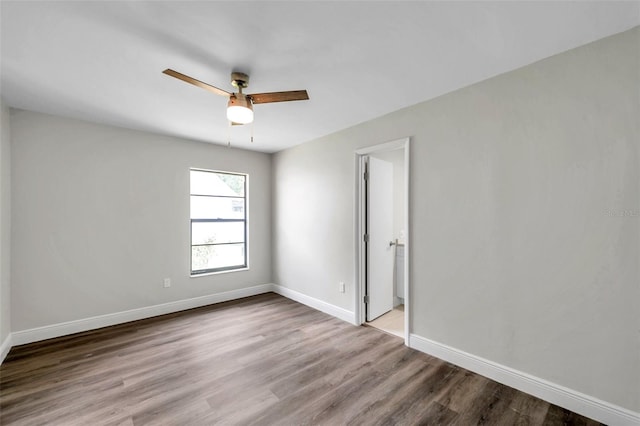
[190, 169, 247, 274]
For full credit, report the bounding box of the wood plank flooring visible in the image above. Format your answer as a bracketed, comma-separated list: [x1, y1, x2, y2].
[0, 293, 602, 425]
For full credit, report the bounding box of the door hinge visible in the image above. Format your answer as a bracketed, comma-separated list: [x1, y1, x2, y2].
[363, 234, 369, 242]
[364, 295, 370, 304]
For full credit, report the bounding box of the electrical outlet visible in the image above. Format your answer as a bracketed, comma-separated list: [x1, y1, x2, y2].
[163, 278, 171, 288]
[339, 282, 345, 293]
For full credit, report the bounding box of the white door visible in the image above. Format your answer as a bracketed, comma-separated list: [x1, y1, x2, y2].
[366, 156, 394, 321]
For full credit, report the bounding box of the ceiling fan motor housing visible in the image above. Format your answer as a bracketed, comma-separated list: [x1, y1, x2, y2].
[231, 72, 249, 89]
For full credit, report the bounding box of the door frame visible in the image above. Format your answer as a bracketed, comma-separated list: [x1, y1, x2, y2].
[354, 137, 410, 345]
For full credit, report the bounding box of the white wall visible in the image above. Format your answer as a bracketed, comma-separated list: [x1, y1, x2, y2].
[10, 110, 272, 331]
[0, 99, 11, 349]
[273, 27, 639, 413]
[371, 149, 405, 243]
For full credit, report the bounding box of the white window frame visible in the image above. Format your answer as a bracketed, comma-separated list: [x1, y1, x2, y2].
[189, 168, 248, 276]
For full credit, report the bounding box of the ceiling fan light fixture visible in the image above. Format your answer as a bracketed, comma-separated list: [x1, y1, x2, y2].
[163, 68, 309, 129]
[227, 94, 254, 124]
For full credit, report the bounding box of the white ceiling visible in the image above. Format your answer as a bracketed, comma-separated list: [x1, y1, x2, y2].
[1, 1, 638, 153]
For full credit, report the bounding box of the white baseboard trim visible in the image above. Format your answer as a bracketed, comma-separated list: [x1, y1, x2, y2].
[271, 284, 357, 325]
[11, 284, 274, 347]
[409, 333, 639, 426]
[0, 333, 12, 364]
[4, 284, 356, 362]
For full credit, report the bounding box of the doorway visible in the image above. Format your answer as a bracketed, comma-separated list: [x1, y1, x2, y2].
[356, 138, 409, 344]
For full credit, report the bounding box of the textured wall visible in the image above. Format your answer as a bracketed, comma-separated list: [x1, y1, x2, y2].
[0, 99, 11, 349]
[273, 28, 639, 411]
[11, 111, 272, 331]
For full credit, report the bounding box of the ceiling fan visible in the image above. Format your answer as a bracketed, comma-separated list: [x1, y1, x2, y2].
[162, 69, 309, 125]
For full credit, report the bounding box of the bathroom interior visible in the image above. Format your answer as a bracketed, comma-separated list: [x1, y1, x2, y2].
[366, 148, 406, 338]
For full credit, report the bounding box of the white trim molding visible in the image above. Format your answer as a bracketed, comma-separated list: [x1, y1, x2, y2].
[0, 333, 12, 364]
[11, 284, 273, 347]
[272, 284, 357, 325]
[409, 333, 640, 426]
[6, 284, 357, 351]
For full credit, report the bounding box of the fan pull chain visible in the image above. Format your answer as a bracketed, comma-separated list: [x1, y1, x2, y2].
[250, 121, 254, 143]
[227, 121, 231, 147]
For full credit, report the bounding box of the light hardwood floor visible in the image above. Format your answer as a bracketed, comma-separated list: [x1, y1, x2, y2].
[367, 305, 404, 338]
[0, 293, 601, 425]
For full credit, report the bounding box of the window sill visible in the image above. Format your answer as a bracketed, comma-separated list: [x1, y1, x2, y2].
[190, 267, 249, 278]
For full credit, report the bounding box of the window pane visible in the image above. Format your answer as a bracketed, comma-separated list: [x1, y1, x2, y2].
[192, 222, 244, 245]
[190, 169, 247, 274]
[192, 243, 245, 272]
[190, 196, 244, 219]
[217, 174, 245, 197]
[191, 170, 244, 197]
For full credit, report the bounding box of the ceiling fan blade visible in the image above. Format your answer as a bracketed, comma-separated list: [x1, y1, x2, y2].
[163, 69, 231, 97]
[249, 90, 309, 104]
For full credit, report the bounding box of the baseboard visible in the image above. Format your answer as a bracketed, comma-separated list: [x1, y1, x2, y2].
[409, 333, 640, 426]
[11, 284, 274, 347]
[271, 284, 357, 324]
[6, 283, 356, 355]
[0, 333, 12, 364]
